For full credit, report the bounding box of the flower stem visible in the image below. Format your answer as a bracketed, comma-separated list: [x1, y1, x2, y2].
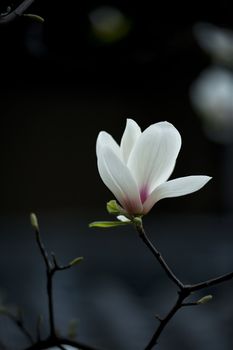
[1, 309, 34, 344]
[47, 270, 56, 337]
[136, 222, 184, 289]
[135, 221, 233, 349]
[144, 290, 188, 350]
[189, 271, 233, 291]
[30, 218, 103, 350]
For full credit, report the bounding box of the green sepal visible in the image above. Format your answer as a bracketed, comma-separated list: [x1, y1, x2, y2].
[132, 216, 143, 226]
[89, 221, 130, 228]
[106, 200, 126, 216]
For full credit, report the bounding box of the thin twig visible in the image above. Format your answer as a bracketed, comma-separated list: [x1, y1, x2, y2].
[51, 252, 73, 271]
[35, 226, 51, 271]
[1, 309, 34, 344]
[29, 215, 100, 349]
[134, 221, 233, 349]
[144, 290, 188, 350]
[135, 222, 184, 289]
[47, 270, 56, 337]
[189, 271, 233, 291]
[34, 225, 56, 337]
[0, 0, 36, 24]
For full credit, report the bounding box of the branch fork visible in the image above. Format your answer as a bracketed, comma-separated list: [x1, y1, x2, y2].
[0, 0, 43, 24]
[134, 219, 233, 349]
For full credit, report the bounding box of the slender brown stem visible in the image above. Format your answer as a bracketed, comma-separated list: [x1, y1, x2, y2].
[0, 0, 36, 24]
[35, 226, 56, 337]
[29, 216, 101, 350]
[135, 220, 233, 349]
[35, 227, 50, 271]
[136, 222, 184, 289]
[51, 252, 75, 271]
[1, 310, 34, 344]
[144, 290, 188, 350]
[15, 317, 34, 345]
[47, 270, 56, 337]
[189, 271, 233, 291]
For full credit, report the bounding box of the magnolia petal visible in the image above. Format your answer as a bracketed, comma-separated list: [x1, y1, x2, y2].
[128, 122, 182, 195]
[120, 119, 141, 163]
[143, 175, 212, 213]
[117, 215, 131, 222]
[97, 146, 143, 214]
[97, 131, 121, 159]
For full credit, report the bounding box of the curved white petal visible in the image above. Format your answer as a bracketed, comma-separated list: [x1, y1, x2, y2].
[117, 215, 131, 222]
[97, 131, 121, 159]
[97, 146, 143, 214]
[120, 119, 141, 163]
[143, 175, 212, 214]
[128, 122, 182, 194]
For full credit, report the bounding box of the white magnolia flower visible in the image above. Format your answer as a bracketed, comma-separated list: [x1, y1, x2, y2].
[96, 119, 211, 215]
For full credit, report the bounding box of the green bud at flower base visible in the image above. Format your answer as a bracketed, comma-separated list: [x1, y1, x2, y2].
[197, 295, 213, 305]
[30, 213, 39, 231]
[132, 216, 143, 227]
[106, 200, 126, 216]
[89, 201, 144, 228]
[89, 221, 130, 228]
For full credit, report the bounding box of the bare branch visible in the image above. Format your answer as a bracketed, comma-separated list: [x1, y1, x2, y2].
[0, 308, 34, 344]
[135, 221, 233, 349]
[135, 222, 184, 289]
[29, 214, 101, 349]
[144, 291, 188, 350]
[0, 0, 36, 24]
[189, 271, 233, 292]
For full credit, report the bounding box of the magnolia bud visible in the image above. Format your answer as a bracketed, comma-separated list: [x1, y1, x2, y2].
[69, 257, 84, 266]
[106, 200, 125, 215]
[30, 213, 39, 231]
[197, 295, 213, 305]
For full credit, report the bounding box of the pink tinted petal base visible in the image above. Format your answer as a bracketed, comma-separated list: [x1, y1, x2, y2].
[122, 197, 143, 215]
[140, 185, 149, 204]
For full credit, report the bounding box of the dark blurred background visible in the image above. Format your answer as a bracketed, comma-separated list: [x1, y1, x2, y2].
[0, 1, 233, 349]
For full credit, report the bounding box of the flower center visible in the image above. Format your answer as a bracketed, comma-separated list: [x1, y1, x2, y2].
[140, 185, 149, 204]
